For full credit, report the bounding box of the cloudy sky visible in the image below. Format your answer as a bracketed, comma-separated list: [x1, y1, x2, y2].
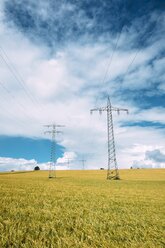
[0, 0, 165, 171]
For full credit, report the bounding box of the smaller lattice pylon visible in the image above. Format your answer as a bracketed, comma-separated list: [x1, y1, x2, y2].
[79, 159, 86, 170]
[65, 157, 73, 169]
[44, 124, 64, 179]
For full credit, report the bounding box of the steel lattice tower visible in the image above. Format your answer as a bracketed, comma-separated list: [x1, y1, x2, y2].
[44, 124, 64, 178]
[91, 96, 128, 180]
[65, 157, 72, 170]
[79, 158, 86, 170]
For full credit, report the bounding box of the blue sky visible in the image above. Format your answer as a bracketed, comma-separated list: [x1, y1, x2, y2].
[0, 136, 64, 162]
[0, 0, 165, 171]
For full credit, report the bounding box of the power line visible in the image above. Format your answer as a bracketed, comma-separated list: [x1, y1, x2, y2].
[101, 29, 122, 86]
[0, 46, 41, 108]
[0, 102, 28, 130]
[95, 28, 123, 106]
[118, 29, 156, 84]
[90, 96, 128, 180]
[0, 79, 39, 123]
[0, 80, 27, 112]
[99, 29, 156, 93]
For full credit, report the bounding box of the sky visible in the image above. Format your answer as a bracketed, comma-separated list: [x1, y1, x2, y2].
[0, 0, 165, 171]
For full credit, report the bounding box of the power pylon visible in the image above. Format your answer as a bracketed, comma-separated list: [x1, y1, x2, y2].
[44, 124, 64, 178]
[79, 159, 86, 170]
[65, 157, 72, 169]
[90, 96, 128, 180]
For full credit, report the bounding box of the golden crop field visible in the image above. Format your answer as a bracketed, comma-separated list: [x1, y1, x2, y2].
[0, 169, 165, 248]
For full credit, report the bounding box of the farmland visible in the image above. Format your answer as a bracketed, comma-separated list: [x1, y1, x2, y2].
[0, 169, 165, 248]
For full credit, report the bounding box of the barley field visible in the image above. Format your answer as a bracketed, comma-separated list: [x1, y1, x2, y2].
[0, 169, 165, 248]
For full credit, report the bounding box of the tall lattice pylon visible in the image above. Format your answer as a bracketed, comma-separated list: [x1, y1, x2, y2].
[44, 124, 64, 178]
[90, 96, 128, 180]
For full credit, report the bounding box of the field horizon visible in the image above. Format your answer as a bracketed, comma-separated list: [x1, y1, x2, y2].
[1, 168, 165, 180]
[0, 169, 165, 247]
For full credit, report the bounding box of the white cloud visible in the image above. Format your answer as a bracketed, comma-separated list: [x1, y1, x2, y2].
[38, 161, 68, 171]
[0, 157, 37, 171]
[132, 152, 165, 169]
[57, 151, 77, 164]
[0, 2, 164, 171]
[115, 127, 165, 169]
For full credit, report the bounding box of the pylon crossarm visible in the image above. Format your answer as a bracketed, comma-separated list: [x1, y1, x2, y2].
[90, 107, 108, 113]
[56, 131, 63, 134]
[44, 131, 52, 134]
[111, 107, 129, 114]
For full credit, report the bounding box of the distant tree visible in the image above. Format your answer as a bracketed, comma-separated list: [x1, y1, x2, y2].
[34, 166, 40, 171]
[100, 168, 104, 170]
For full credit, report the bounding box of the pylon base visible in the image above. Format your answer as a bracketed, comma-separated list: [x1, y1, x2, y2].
[107, 175, 120, 180]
